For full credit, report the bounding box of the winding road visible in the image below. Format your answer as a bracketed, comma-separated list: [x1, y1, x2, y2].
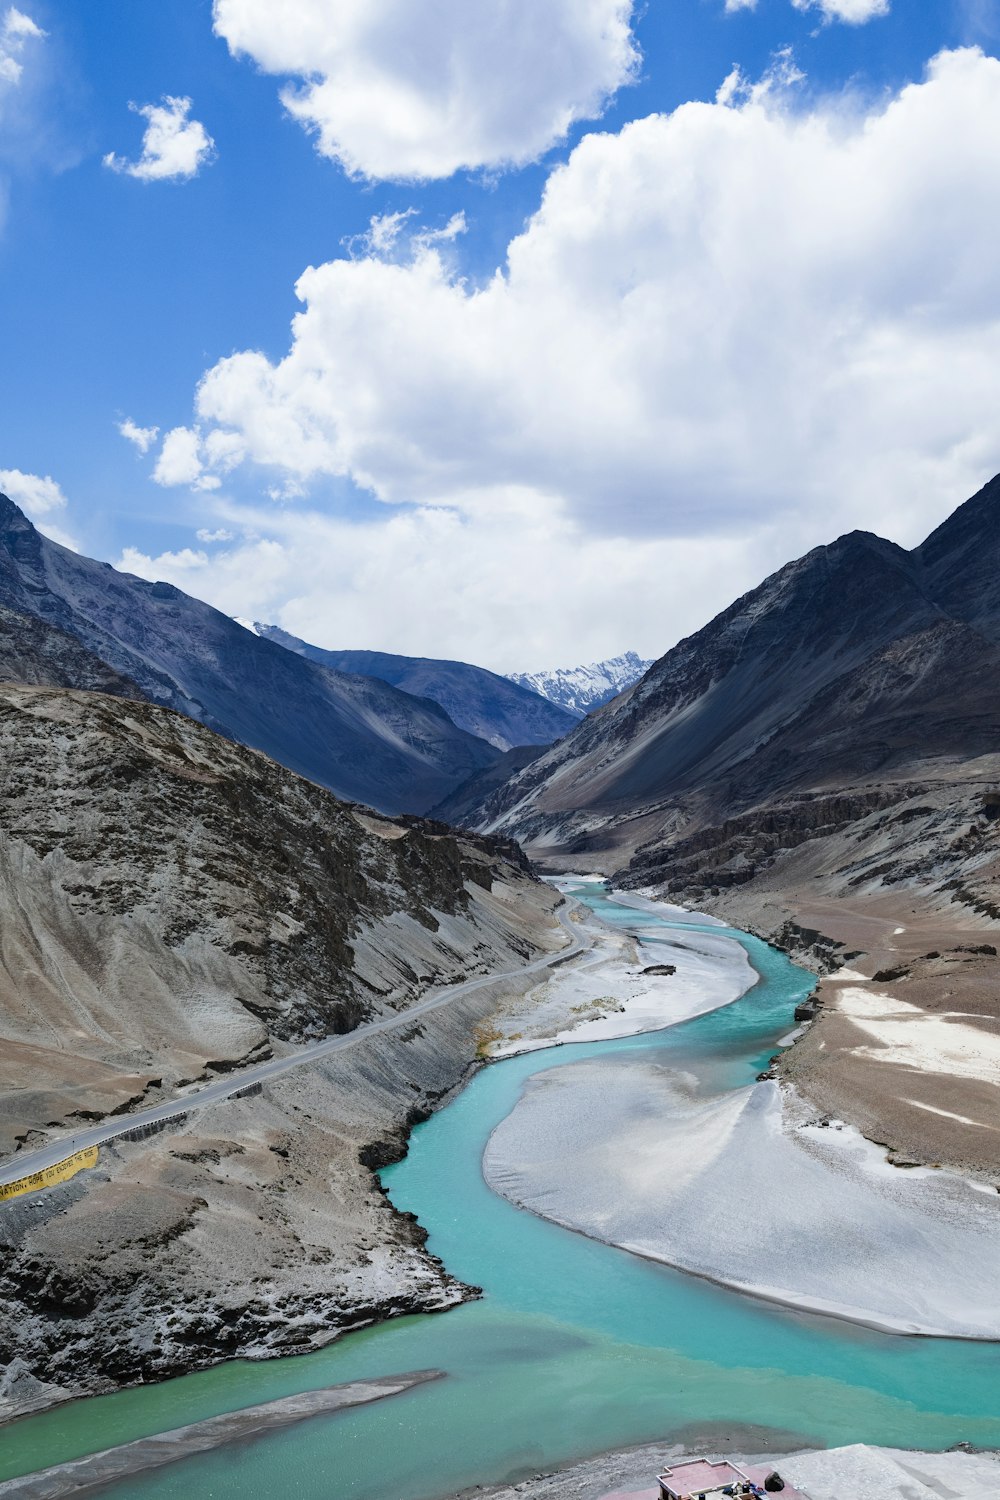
[0, 904, 590, 1188]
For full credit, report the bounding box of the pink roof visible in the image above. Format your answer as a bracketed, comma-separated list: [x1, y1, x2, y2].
[598, 1458, 807, 1500]
[659, 1458, 749, 1495]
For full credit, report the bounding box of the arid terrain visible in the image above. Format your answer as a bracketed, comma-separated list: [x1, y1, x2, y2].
[0, 682, 563, 1417]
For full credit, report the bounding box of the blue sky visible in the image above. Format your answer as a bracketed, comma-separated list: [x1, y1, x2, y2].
[1, 0, 999, 669]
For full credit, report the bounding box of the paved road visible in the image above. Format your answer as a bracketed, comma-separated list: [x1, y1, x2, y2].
[0, 906, 590, 1188]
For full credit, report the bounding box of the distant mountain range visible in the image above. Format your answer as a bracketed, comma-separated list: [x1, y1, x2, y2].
[505, 650, 652, 716]
[0, 494, 501, 815]
[243, 625, 578, 751]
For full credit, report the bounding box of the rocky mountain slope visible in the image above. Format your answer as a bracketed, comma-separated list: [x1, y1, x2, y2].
[472, 476, 1000, 867]
[0, 681, 562, 1412]
[469, 474, 1000, 1175]
[249, 626, 577, 750]
[429, 744, 547, 828]
[0, 495, 499, 814]
[506, 650, 652, 717]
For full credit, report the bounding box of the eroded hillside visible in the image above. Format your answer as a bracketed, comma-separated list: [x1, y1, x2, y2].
[0, 684, 563, 1411]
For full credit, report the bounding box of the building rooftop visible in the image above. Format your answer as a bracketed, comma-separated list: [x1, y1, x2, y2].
[658, 1458, 750, 1497]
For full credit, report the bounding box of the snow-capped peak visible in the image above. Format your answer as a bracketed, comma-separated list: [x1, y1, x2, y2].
[505, 650, 652, 717]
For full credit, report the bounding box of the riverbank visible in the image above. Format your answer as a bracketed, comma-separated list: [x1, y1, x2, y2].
[481, 883, 756, 1058]
[617, 770, 1000, 1184]
[0, 875, 572, 1423]
[483, 889, 1000, 1339]
[0, 1371, 441, 1499]
[5, 882, 1000, 1499]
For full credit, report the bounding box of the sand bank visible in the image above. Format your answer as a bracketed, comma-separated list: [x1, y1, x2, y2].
[0, 1370, 441, 1498]
[484, 1059, 1000, 1337]
[483, 896, 755, 1058]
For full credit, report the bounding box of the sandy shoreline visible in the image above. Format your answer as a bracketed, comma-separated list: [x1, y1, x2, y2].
[481, 884, 756, 1058]
[0, 1371, 442, 1498]
[485, 1062, 1000, 1338]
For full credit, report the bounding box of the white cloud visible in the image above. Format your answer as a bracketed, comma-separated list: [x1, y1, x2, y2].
[179, 48, 1000, 559]
[118, 417, 160, 454]
[151, 425, 240, 490]
[0, 467, 79, 550]
[212, 0, 639, 180]
[153, 426, 207, 487]
[791, 0, 889, 20]
[0, 6, 44, 88]
[116, 498, 765, 672]
[343, 207, 468, 263]
[0, 466, 66, 514]
[724, 0, 757, 11]
[716, 47, 805, 106]
[104, 96, 215, 182]
[120, 546, 210, 575]
[196, 527, 235, 543]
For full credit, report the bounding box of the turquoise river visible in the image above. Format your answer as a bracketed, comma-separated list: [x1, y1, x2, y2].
[4, 881, 1000, 1497]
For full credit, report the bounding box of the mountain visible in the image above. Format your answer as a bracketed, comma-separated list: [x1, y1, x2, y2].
[0, 601, 144, 699]
[465, 474, 1000, 1182]
[247, 626, 578, 751]
[0, 494, 499, 814]
[428, 743, 547, 828]
[506, 650, 652, 717]
[470, 479, 1000, 867]
[0, 679, 560, 1408]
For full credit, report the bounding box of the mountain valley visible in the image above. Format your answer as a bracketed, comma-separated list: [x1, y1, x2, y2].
[464, 475, 1000, 1178]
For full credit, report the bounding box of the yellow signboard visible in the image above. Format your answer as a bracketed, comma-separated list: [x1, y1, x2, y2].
[0, 1146, 99, 1203]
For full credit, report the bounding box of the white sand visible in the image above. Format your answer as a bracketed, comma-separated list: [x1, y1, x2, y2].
[838, 986, 1000, 1086]
[484, 1065, 1000, 1337]
[781, 1443, 1000, 1499]
[484, 916, 756, 1058]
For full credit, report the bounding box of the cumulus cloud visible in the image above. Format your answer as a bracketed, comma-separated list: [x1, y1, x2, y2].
[791, 0, 889, 19]
[152, 426, 204, 487]
[118, 417, 160, 453]
[120, 545, 209, 574]
[151, 425, 243, 489]
[0, 466, 66, 514]
[104, 96, 215, 182]
[212, 0, 639, 180]
[174, 48, 1000, 558]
